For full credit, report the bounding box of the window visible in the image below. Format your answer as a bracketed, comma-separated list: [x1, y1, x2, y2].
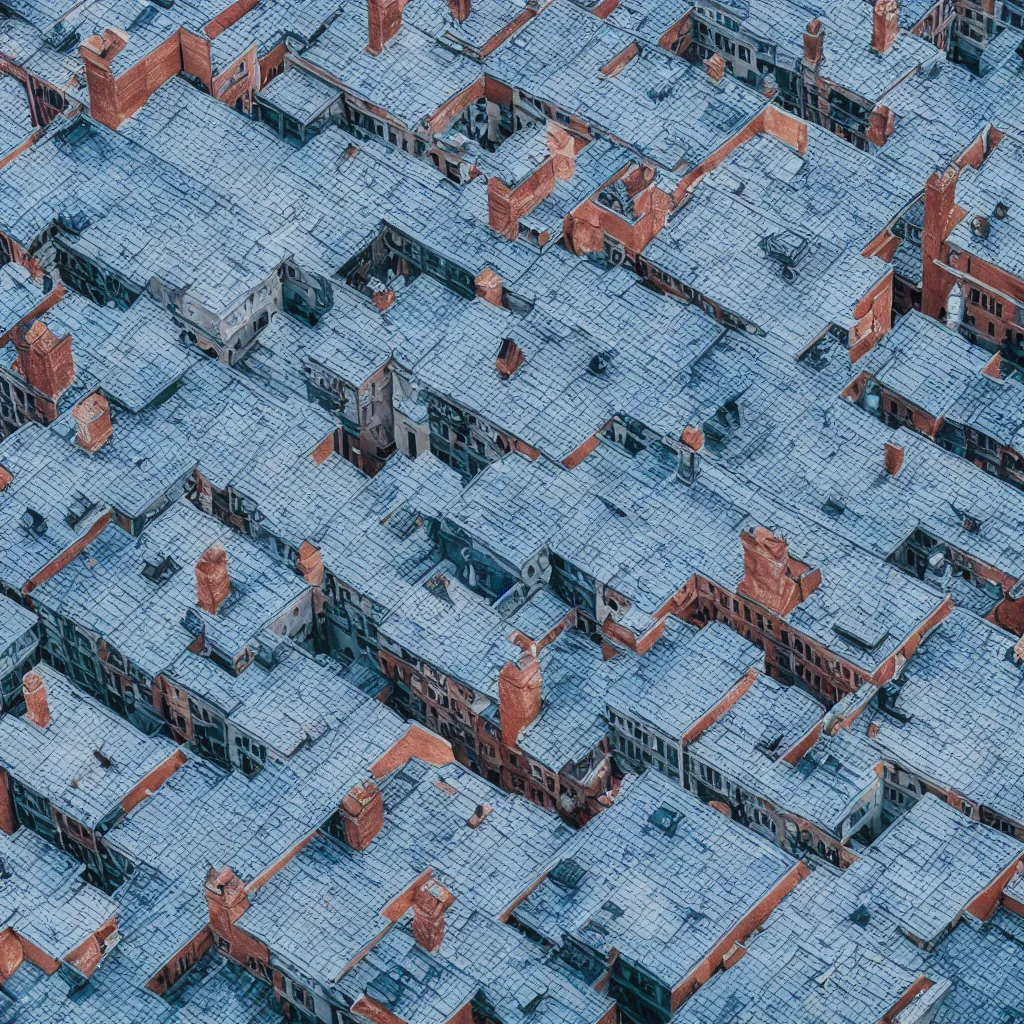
[699, 763, 723, 789]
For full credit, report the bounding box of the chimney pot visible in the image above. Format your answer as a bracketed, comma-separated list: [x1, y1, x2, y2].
[871, 0, 900, 56]
[412, 880, 455, 952]
[467, 802, 493, 828]
[340, 781, 385, 850]
[73, 394, 113, 455]
[195, 545, 231, 616]
[884, 440, 904, 477]
[448, 0, 471, 22]
[22, 672, 50, 729]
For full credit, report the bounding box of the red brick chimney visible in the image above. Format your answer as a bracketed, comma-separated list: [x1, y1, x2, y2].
[12, 320, 75, 402]
[0, 465, 11, 491]
[921, 165, 961, 319]
[467, 802, 493, 828]
[370, 280, 396, 312]
[498, 653, 542, 748]
[204, 867, 249, 936]
[871, 0, 900, 56]
[73, 394, 113, 455]
[367, 0, 409, 54]
[866, 104, 895, 148]
[448, 0, 471, 22]
[79, 29, 129, 130]
[803, 19, 825, 65]
[412, 880, 455, 953]
[704, 54, 726, 82]
[475, 268, 503, 306]
[488, 125, 575, 240]
[546, 122, 576, 182]
[495, 337, 525, 378]
[22, 671, 50, 729]
[195, 545, 231, 616]
[340, 781, 384, 850]
[297, 541, 325, 587]
[884, 440, 904, 477]
[736, 526, 821, 618]
[0, 929, 24, 984]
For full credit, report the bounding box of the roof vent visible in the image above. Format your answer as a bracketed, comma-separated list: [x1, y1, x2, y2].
[970, 215, 990, 239]
[93, 748, 112, 768]
[44, 23, 80, 52]
[760, 230, 809, 281]
[142, 553, 180, 585]
[57, 212, 91, 235]
[515, 983, 548, 1014]
[832, 615, 889, 652]
[849, 904, 871, 927]
[548, 857, 587, 891]
[366, 971, 404, 1008]
[994, 201, 1009, 220]
[877, 684, 911, 724]
[20, 508, 47, 537]
[951, 504, 982, 534]
[588, 350, 615, 375]
[65, 492, 97, 528]
[648, 805, 683, 836]
[424, 572, 455, 606]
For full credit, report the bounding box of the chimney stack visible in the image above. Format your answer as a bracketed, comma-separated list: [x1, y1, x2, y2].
[22, 671, 50, 729]
[737, 526, 821, 618]
[704, 54, 726, 82]
[678, 425, 704, 485]
[871, 0, 900, 56]
[340, 781, 385, 850]
[367, 0, 409, 54]
[467, 803, 493, 828]
[204, 867, 250, 938]
[546, 122, 576, 182]
[370, 281, 396, 312]
[412, 880, 455, 953]
[866, 104, 895, 148]
[498, 653, 542, 749]
[195, 545, 231, 616]
[0, 929, 24, 985]
[73, 394, 113, 455]
[921, 165, 960, 319]
[475, 268, 503, 306]
[12, 320, 75, 402]
[884, 440, 904, 477]
[448, 0, 471, 22]
[495, 337, 526, 378]
[803, 19, 825, 66]
[297, 541, 325, 587]
[0, 465, 11, 491]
